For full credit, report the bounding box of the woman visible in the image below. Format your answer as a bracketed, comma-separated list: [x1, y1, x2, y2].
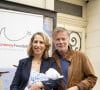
[10, 32, 60, 90]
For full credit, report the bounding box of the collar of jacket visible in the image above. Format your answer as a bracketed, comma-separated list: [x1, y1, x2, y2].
[52, 46, 74, 63]
[52, 46, 74, 76]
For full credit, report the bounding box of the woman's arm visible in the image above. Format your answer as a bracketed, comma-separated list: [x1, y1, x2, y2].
[10, 60, 23, 90]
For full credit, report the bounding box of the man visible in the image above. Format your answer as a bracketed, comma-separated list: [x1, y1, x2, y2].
[52, 27, 97, 90]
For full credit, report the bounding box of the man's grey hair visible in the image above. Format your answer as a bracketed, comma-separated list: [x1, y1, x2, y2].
[52, 27, 70, 38]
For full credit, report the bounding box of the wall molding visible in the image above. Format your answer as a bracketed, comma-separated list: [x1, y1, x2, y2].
[57, 13, 87, 28]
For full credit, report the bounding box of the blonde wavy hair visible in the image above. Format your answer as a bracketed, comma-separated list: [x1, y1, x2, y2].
[27, 32, 50, 59]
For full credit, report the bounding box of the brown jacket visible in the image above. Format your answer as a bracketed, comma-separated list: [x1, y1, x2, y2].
[52, 47, 97, 90]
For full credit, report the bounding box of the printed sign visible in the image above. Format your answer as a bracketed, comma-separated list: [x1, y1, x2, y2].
[0, 9, 44, 67]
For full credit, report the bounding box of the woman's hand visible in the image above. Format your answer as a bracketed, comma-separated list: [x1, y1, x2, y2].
[67, 86, 79, 90]
[29, 82, 44, 90]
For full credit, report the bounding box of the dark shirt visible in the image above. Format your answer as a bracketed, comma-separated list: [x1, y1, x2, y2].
[59, 57, 69, 86]
[57, 51, 70, 86]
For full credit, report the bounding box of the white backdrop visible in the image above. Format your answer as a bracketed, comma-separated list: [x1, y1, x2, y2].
[0, 9, 44, 68]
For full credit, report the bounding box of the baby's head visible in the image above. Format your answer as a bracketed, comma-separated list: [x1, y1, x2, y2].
[45, 68, 63, 80]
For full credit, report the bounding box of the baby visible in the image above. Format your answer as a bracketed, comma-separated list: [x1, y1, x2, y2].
[24, 68, 63, 90]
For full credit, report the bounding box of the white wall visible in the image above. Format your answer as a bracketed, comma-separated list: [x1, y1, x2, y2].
[86, 0, 100, 90]
[6, 0, 54, 10]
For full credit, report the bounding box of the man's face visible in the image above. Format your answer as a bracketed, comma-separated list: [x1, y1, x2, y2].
[53, 31, 69, 52]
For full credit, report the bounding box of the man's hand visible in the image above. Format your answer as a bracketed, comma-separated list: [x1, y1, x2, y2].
[67, 86, 79, 90]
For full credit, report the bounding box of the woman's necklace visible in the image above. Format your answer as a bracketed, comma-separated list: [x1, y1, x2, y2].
[31, 59, 41, 72]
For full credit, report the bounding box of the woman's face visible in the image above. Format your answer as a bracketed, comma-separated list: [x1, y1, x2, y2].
[32, 34, 46, 56]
